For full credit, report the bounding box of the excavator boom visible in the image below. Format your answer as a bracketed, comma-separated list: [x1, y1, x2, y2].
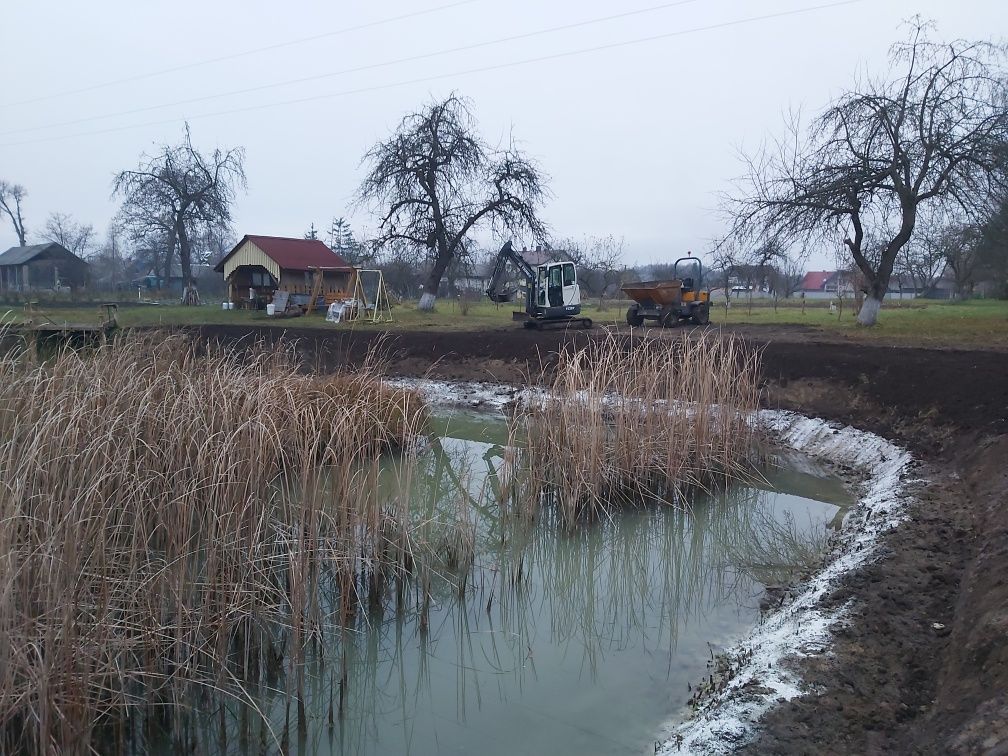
[485, 241, 534, 303]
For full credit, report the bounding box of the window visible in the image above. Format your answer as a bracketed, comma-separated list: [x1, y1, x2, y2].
[562, 263, 576, 287]
[251, 270, 274, 287]
[549, 265, 562, 288]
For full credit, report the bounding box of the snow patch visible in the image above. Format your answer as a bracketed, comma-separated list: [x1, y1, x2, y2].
[385, 377, 521, 411]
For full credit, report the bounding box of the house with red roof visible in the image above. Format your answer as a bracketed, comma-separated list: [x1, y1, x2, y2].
[215, 235, 356, 309]
[799, 270, 859, 299]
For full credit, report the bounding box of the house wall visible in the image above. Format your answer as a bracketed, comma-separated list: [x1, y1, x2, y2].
[277, 269, 352, 293]
[222, 241, 280, 282]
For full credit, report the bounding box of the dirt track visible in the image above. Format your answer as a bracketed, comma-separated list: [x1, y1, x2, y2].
[189, 322, 1008, 754]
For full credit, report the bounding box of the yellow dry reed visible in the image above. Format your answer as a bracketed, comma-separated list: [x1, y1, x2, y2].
[513, 331, 762, 524]
[0, 332, 428, 754]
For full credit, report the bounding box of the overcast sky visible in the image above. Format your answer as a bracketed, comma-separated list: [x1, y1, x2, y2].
[1, 0, 1003, 269]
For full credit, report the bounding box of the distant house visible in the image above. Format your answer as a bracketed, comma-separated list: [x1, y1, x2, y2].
[454, 260, 494, 294]
[520, 247, 572, 267]
[0, 242, 89, 291]
[799, 270, 859, 299]
[215, 235, 356, 309]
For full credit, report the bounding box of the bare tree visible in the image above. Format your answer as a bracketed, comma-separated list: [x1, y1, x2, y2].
[727, 21, 1008, 325]
[710, 240, 740, 313]
[357, 94, 549, 311]
[114, 125, 245, 304]
[769, 253, 807, 301]
[0, 180, 28, 247]
[558, 234, 625, 307]
[43, 212, 95, 258]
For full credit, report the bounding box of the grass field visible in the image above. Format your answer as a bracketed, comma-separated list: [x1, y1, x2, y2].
[5, 296, 1007, 349]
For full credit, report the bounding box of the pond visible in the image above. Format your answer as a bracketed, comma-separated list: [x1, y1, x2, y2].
[148, 411, 853, 756]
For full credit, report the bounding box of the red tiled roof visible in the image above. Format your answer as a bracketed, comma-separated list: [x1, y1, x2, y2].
[215, 234, 353, 272]
[800, 271, 832, 291]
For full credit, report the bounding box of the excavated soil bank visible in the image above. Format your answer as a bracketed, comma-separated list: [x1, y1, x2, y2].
[184, 322, 1008, 754]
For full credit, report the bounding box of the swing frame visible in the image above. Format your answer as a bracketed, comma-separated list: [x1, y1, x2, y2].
[347, 269, 393, 323]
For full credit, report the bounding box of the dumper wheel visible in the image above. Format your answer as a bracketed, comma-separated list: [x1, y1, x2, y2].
[661, 309, 678, 328]
[691, 304, 710, 326]
[625, 307, 644, 327]
[581, 318, 593, 329]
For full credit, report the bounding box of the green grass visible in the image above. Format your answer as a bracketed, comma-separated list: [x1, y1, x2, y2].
[6, 296, 1007, 349]
[711, 297, 1008, 347]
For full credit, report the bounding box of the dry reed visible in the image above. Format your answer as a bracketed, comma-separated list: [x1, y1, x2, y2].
[513, 331, 762, 524]
[0, 332, 429, 754]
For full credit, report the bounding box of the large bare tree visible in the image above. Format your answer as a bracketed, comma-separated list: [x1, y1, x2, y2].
[114, 125, 245, 304]
[357, 94, 549, 311]
[727, 21, 1008, 325]
[0, 180, 28, 247]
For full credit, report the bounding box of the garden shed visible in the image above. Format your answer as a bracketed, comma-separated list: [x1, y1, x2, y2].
[0, 242, 89, 291]
[215, 234, 356, 309]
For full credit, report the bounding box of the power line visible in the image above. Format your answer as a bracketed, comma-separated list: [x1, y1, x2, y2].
[1, 0, 706, 136]
[0, 0, 481, 108]
[0, 0, 864, 149]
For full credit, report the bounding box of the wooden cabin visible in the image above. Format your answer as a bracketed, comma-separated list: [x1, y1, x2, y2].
[0, 242, 90, 291]
[215, 235, 356, 309]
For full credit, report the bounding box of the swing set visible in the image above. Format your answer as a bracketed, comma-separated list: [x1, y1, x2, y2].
[319, 269, 393, 324]
[349, 269, 393, 323]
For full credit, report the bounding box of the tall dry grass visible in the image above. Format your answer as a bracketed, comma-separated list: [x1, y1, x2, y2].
[0, 333, 428, 754]
[513, 331, 762, 524]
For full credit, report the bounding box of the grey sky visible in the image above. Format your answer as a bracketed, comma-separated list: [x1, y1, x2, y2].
[1, 0, 1003, 269]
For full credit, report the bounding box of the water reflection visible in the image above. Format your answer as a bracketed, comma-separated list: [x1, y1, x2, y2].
[143, 412, 850, 756]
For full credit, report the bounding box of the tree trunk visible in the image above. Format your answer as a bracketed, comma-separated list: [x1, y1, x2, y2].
[418, 252, 453, 312]
[853, 201, 915, 327]
[177, 222, 200, 305]
[856, 295, 882, 326]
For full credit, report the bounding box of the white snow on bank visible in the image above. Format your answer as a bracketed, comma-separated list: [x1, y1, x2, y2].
[657, 410, 912, 755]
[385, 377, 521, 411]
[387, 377, 915, 755]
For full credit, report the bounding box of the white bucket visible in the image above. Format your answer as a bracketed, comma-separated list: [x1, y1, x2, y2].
[228, 302, 234, 310]
[222, 302, 228, 310]
[266, 303, 276, 316]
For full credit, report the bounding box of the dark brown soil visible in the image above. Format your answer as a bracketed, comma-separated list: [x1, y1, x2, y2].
[184, 322, 1008, 754]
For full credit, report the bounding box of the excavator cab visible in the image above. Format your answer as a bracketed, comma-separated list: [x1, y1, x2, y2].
[538, 261, 578, 311]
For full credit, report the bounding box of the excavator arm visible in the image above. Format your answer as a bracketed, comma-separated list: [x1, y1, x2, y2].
[485, 241, 535, 304]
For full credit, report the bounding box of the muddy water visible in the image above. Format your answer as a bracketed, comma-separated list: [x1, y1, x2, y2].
[166, 412, 852, 756]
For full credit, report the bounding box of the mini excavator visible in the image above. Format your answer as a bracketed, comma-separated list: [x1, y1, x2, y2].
[485, 241, 593, 330]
